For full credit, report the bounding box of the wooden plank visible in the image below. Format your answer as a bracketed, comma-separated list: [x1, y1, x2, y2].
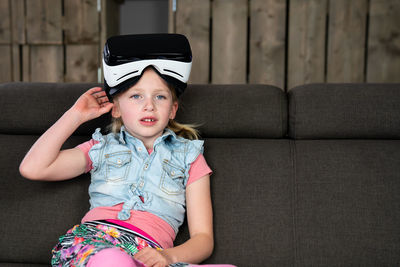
[288, 0, 328, 90]
[212, 0, 248, 84]
[12, 45, 21, 81]
[11, 0, 25, 44]
[26, 0, 62, 44]
[0, 45, 12, 82]
[30, 45, 64, 82]
[176, 0, 210, 83]
[22, 45, 30, 81]
[0, 0, 11, 44]
[327, 0, 367, 83]
[249, 0, 286, 89]
[367, 0, 400, 82]
[65, 44, 99, 82]
[64, 0, 99, 44]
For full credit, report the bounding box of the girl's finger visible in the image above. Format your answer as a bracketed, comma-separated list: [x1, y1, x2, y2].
[92, 89, 106, 95]
[99, 103, 113, 114]
[134, 249, 149, 262]
[87, 87, 103, 95]
[92, 92, 110, 104]
[96, 94, 109, 101]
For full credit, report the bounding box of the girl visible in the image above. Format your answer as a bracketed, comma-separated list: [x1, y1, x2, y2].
[20, 34, 233, 267]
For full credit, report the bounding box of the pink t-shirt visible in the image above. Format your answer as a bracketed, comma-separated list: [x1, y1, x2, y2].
[77, 139, 212, 248]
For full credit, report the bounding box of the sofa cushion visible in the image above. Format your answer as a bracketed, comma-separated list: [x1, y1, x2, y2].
[288, 83, 400, 139]
[177, 84, 287, 138]
[293, 139, 400, 265]
[0, 135, 294, 266]
[175, 138, 295, 266]
[0, 82, 107, 136]
[0, 134, 90, 264]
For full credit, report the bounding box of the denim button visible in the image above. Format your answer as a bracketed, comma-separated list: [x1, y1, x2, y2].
[118, 209, 130, 220]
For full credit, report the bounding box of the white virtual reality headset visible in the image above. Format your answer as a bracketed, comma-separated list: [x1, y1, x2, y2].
[103, 34, 192, 100]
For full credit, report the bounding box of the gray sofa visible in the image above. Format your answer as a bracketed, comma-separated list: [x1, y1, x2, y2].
[0, 82, 399, 266]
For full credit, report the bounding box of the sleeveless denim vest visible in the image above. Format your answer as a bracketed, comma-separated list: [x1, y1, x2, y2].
[87, 126, 204, 234]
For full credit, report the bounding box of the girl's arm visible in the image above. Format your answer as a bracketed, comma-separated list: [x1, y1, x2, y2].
[19, 87, 113, 181]
[166, 174, 214, 263]
[134, 174, 214, 266]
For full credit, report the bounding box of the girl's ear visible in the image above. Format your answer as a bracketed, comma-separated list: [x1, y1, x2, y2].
[169, 101, 178, 120]
[111, 101, 121, 118]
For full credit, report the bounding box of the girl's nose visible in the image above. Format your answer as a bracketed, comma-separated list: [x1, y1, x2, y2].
[143, 98, 155, 111]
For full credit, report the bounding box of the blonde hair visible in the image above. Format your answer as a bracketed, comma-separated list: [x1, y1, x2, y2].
[108, 82, 200, 140]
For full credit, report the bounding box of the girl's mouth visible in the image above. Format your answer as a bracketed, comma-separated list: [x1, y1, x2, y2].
[140, 117, 157, 126]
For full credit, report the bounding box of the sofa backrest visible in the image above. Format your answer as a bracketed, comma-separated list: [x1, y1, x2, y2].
[0, 82, 287, 138]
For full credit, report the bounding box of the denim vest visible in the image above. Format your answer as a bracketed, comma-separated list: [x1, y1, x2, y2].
[88, 126, 204, 234]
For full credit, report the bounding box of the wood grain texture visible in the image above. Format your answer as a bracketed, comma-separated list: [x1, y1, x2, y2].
[64, 0, 99, 44]
[212, 0, 248, 84]
[65, 44, 99, 82]
[30, 45, 64, 82]
[0, 45, 12, 81]
[176, 0, 210, 83]
[26, 0, 62, 44]
[367, 0, 400, 82]
[12, 44, 20, 81]
[0, 0, 11, 44]
[249, 0, 286, 88]
[288, 0, 328, 89]
[11, 0, 25, 44]
[22, 45, 30, 81]
[327, 0, 367, 82]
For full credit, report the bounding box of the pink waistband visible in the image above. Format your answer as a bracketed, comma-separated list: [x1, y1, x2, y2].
[105, 219, 162, 248]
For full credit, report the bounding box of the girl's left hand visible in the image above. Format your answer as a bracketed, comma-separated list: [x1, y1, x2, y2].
[133, 247, 172, 267]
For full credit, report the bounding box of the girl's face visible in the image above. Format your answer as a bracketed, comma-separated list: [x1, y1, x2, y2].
[111, 68, 178, 149]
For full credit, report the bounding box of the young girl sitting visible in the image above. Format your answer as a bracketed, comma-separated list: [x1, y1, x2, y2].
[20, 34, 234, 267]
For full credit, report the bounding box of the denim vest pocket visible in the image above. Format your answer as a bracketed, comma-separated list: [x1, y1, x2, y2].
[105, 150, 131, 182]
[160, 159, 185, 195]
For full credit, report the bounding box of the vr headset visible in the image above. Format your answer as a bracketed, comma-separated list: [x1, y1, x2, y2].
[103, 34, 192, 100]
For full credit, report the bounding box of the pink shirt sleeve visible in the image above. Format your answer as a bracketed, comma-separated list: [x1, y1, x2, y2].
[187, 153, 212, 186]
[76, 139, 99, 173]
[76, 139, 212, 183]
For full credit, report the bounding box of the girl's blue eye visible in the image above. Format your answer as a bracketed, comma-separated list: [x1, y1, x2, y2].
[131, 94, 140, 99]
[156, 95, 167, 100]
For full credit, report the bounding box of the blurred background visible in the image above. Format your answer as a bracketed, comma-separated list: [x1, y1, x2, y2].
[0, 0, 399, 90]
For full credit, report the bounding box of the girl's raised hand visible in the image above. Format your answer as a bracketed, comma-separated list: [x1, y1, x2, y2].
[70, 87, 113, 123]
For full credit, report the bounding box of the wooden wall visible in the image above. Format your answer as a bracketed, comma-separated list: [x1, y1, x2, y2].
[170, 0, 400, 90]
[0, 0, 120, 83]
[1, 0, 399, 90]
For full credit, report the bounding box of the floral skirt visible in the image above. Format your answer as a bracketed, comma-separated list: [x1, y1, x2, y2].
[51, 220, 188, 267]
